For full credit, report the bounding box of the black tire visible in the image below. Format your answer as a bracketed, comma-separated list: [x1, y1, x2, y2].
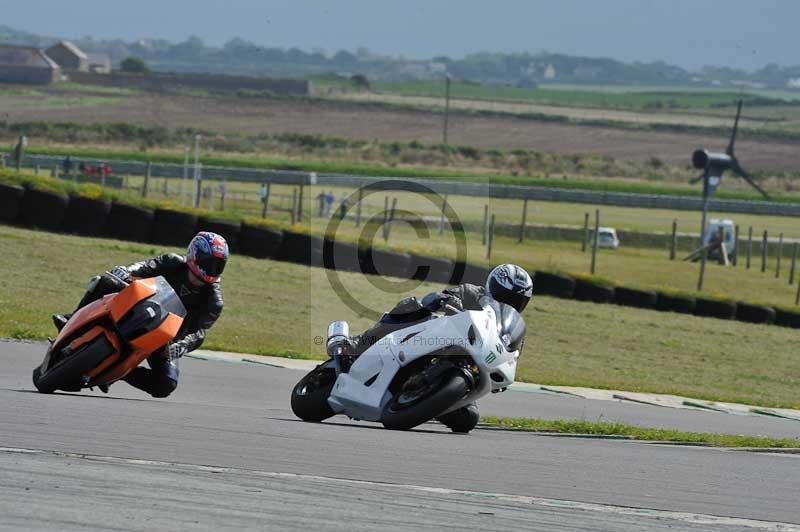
[614, 286, 658, 309]
[437, 404, 479, 434]
[62, 195, 111, 236]
[774, 308, 800, 329]
[0, 183, 24, 222]
[322, 238, 362, 272]
[34, 335, 115, 394]
[291, 364, 336, 422]
[276, 231, 323, 266]
[655, 293, 696, 314]
[735, 303, 776, 324]
[105, 203, 154, 243]
[533, 271, 575, 298]
[381, 370, 469, 431]
[197, 217, 241, 253]
[19, 187, 69, 230]
[240, 223, 284, 259]
[573, 279, 615, 304]
[32, 365, 53, 394]
[361, 248, 412, 279]
[151, 209, 197, 247]
[694, 297, 737, 320]
[409, 254, 454, 284]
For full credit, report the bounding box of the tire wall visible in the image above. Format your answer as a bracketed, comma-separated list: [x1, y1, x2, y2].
[240, 223, 283, 259]
[105, 203, 154, 243]
[573, 279, 615, 304]
[196, 218, 241, 253]
[276, 231, 323, 266]
[0, 183, 25, 222]
[62, 196, 111, 236]
[151, 209, 198, 247]
[694, 298, 737, 320]
[409, 255, 454, 285]
[533, 271, 575, 299]
[19, 187, 68, 230]
[361, 248, 411, 280]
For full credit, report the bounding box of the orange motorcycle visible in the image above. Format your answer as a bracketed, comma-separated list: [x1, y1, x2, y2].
[33, 275, 186, 394]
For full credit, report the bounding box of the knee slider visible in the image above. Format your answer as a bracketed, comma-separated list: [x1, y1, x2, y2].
[150, 378, 178, 398]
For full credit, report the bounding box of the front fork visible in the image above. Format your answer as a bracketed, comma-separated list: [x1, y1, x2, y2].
[326, 320, 353, 375]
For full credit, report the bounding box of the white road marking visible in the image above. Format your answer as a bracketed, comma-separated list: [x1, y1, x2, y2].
[1, 447, 797, 531]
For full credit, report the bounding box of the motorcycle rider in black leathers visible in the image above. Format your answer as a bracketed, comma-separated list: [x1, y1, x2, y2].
[52, 232, 228, 398]
[350, 263, 533, 433]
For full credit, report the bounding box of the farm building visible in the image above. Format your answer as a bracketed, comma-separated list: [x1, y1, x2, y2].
[45, 40, 89, 72]
[87, 52, 112, 74]
[0, 44, 61, 84]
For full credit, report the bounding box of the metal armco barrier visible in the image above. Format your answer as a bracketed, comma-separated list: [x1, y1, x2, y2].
[17, 153, 800, 217]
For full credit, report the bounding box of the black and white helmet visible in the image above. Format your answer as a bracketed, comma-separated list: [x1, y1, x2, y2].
[485, 264, 533, 313]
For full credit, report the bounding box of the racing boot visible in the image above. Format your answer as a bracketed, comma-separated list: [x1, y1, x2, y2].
[51, 313, 72, 332]
[437, 403, 480, 433]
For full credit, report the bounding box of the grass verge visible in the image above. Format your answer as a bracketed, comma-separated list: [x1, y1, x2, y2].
[481, 417, 800, 448]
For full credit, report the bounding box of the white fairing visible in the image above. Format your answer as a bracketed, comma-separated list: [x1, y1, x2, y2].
[327, 305, 518, 422]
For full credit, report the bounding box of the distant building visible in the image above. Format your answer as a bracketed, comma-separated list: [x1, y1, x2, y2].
[45, 40, 89, 72]
[87, 53, 112, 74]
[543, 64, 557, 80]
[572, 65, 603, 80]
[0, 44, 61, 85]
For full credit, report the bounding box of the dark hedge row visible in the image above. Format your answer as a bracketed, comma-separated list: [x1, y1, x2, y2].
[1, 183, 798, 329]
[0, 183, 486, 286]
[531, 268, 798, 327]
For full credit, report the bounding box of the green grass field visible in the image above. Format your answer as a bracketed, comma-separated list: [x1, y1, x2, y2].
[1, 225, 798, 408]
[373, 80, 783, 110]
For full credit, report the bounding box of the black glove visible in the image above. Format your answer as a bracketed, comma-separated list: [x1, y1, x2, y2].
[108, 266, 131, 284]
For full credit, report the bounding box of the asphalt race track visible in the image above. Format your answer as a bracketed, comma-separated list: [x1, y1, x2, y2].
[2, 340, 799, 531]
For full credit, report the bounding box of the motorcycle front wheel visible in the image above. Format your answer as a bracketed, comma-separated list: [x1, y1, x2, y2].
[381, 369, 469, 431]
[34, 335, 114, 394]
[290, 363, 336, 422]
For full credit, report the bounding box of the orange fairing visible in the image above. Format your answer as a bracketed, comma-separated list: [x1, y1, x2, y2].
[94, 312, 184, 384]
[130, 312, 184, 352]
[53, 296, 113, 348]
[109, 278, 158, 323]
[67, 325, 106, 352]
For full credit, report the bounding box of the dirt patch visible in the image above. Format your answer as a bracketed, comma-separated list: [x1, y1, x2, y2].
[1, 92, 799, 171]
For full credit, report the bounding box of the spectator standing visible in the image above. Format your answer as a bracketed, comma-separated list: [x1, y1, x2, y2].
[62, 155, 73, 177]
[316, 191, 326, 217]
[338, 197, 349, 220]
[325, 191, 335, 216]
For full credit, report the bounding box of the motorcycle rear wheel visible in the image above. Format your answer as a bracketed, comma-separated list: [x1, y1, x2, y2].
[381, 369, 469, 431]
[291, 364, 336, 422]
[34, 335, 115, 394]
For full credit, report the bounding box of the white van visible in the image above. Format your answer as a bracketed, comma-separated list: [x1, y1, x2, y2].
[595, 227, 620, 249]
[703, 219, 736, 258]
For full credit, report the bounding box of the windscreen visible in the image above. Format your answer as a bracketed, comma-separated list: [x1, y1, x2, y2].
[480, 296, 527, 353]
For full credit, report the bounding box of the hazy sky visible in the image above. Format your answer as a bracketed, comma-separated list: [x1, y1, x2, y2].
[1, 0, 793, 70]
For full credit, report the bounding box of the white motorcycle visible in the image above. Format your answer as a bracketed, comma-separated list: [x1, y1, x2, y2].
[290, 296, 525, 432]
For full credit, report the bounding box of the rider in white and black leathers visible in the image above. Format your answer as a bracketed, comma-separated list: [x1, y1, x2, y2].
[351, 264, 533, 433]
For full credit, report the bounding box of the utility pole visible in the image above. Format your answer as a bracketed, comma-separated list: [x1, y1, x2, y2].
[590, 209, 600, 274]
[192, 135, 202, 208]
[182, 145, 189, 205]
[442, 75, 451, 146]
